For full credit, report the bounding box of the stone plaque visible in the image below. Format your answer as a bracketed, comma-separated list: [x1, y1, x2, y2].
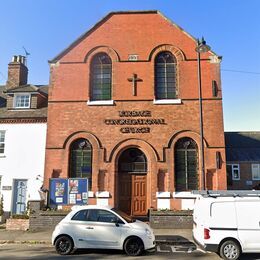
[2, 186, 12, 190]
[128, 54, 138, 61]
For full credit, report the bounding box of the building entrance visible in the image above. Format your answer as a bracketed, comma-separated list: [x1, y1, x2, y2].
[118, 148, 147, 216]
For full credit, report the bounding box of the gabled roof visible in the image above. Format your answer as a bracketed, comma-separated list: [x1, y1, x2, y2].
[225, 132, 260, 162]
[50, 10, 218, 63]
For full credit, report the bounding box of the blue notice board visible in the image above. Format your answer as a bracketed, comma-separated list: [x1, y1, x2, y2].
[49, 178, 88, 206]
[49, 178, 68, 205]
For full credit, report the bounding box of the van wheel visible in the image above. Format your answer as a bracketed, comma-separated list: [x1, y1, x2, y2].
[124, 237, 144, 256]
[219, 240, 241, 260]
[55, 235, 74, 255]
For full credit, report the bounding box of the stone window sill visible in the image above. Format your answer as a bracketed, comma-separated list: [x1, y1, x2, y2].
[156, 192, 171, 198]
[95, 191, 110, 198]
[153, 99, 182, 105]
[87, 100, 114, 106]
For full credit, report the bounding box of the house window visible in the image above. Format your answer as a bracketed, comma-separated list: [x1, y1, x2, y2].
[14, 94, 30, 108]
[69, 139, 92, 189]
[174, 137, 198, 191]
[252, 164, 260, 180]
[90, 53, 112, 101]
[228, 164, 240, 180]
[0, 131, 5, 154]
[155, 51, 177, 100]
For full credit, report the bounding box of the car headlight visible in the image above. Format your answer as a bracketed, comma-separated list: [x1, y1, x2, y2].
[145, 228, 152, 238]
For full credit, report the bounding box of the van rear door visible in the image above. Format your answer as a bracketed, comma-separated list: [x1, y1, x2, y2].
[236, 200, 260, 252]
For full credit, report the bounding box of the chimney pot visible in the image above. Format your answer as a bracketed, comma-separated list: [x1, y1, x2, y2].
[6, 55, 28, 89]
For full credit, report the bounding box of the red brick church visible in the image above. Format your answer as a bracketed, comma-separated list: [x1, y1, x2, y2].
[44, 11, 226, 216]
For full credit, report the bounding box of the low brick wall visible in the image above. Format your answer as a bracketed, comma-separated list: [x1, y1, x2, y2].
[149, 210, 193, 229]
[27, 201, 193, 230]
[29, 211, 68, 231]
[28, 200, 68, 230]
[6, 218, 30, 231]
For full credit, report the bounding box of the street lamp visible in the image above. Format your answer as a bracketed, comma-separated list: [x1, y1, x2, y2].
[195, 37, 211, 190]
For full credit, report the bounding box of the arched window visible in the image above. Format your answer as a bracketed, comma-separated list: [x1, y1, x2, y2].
[69, 139, 92, 189]
[174, 137, 198, 191]
[90, 53, 112, 101]
[119, 148, 147, 173]
[155, 51, 177, 99]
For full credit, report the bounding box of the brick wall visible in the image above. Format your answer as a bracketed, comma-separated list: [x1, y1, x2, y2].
[28, 201, 67, 230]
[29, 211, 67, 231]
[228, 162, 260, 190]
[149, 210, 193, 229]
[6, 218, 30, 231]
[44, 11, 226, 211]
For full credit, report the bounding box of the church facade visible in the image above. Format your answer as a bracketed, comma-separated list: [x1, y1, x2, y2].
[44, 11, 226, 216]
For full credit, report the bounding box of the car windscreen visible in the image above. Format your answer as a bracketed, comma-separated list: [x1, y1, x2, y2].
[111, 208, 135, 223]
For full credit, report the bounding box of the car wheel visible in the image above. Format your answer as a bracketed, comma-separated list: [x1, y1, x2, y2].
[55, 235, 74, 255]
[124, 237, 144, 256]
[219, 240, 241, 260]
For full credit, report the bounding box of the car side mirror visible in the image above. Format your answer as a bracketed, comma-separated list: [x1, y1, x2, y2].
[114, 218, 124, 227]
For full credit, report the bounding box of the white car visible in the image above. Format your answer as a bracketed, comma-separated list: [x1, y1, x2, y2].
[52, 205, 155, 256]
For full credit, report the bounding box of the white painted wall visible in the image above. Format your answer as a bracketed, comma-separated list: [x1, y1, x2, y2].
[0, 123, 47, 213]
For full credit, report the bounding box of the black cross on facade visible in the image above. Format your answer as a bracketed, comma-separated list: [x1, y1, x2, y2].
[127, 73, 142, 96]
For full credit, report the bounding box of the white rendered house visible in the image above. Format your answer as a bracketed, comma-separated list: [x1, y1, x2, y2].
[0, 56, 48, 216]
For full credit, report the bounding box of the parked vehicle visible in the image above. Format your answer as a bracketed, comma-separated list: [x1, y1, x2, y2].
[193, 190, 260, 260]
[52, 205, 155, 256]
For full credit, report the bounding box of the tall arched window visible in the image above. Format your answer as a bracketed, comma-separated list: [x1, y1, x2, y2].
[155, 51, 177, 99]
[174, 137, 198, 191]
[70, 139, 92, 189]
[90, 53, 112, 101]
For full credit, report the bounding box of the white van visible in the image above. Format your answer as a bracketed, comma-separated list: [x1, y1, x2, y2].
[193, 190, 260, 260]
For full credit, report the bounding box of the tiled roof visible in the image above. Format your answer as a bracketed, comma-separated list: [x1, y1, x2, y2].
[225, 132, 260, 162]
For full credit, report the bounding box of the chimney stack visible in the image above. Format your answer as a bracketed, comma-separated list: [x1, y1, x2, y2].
[6, 55, 28, 89]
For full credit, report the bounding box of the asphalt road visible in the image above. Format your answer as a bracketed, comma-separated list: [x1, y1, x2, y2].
[0, 243, 220, 259]
[1, 243, 260, 259]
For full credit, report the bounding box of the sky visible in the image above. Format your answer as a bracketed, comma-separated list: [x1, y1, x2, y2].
[0, 0, 259, 131]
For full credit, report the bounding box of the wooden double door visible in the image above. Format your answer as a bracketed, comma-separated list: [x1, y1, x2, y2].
[118, 173, 147, 216]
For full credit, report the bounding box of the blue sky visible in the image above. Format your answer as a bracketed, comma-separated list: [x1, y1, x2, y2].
[0, 0, 259, 131]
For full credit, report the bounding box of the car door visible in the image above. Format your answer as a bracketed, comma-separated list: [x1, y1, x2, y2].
[85, 209, 125, 249]
[70, 208, 125, 249]
[236, 200, 260, 252]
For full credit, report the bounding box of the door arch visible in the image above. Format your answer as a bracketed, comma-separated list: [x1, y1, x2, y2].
[117, 148, 147, 216]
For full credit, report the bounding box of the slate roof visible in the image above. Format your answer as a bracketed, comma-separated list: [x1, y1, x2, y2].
[0, 85, 48, 120]
[225, 132, 260, 162]
[4, 84, 48, 95]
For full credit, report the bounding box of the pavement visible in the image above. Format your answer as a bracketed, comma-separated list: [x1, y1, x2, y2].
[0, 225, 193, 245]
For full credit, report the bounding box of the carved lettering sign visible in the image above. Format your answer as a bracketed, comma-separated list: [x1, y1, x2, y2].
[104, 110, 166, 134]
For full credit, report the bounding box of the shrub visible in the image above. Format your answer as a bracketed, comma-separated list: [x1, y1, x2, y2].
[0, 196, 3, 216]
[11, 214, 29, 219]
